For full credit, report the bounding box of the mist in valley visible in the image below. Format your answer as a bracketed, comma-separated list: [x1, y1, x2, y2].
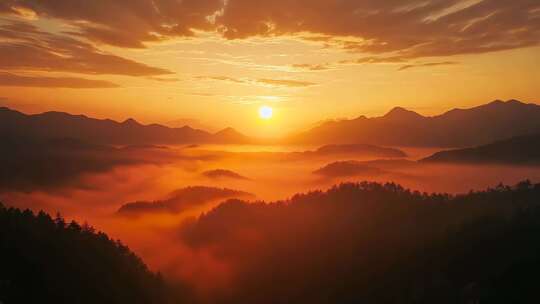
[3, 142, 540, 302]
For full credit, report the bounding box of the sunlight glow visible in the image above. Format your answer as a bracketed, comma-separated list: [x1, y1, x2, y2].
[259, 106, 273, 120]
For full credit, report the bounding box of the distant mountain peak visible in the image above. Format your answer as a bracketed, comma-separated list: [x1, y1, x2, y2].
[352, 115, 368, 121]
[215, 127, 240, 136]
[487, 99, 524, 107]
[122, 118, 139, 125]
[212, 127, 251, 143]
[0, 106, 255, 145]
[383, 107, 424, 120]
[290, 99, 540, 147]
[506, 99, 524, 105]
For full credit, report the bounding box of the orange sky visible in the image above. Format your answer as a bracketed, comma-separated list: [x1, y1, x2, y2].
[0, 1, 539, 137]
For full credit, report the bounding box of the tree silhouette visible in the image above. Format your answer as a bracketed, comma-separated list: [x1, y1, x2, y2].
[181, 181, 540, 303]
[0, 203, 182, 304]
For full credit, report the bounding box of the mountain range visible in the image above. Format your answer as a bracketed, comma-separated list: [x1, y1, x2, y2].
[422, 133, 540, 165]
[289, 100, 540, 147]
[2, 99, 540, 148]
[0, 107, 250, 145]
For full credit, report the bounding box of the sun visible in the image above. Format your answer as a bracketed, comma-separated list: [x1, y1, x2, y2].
[259, 105, 273, 120]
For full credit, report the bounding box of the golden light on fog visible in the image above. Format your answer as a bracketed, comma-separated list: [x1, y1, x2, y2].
[259, 106, 273, 120]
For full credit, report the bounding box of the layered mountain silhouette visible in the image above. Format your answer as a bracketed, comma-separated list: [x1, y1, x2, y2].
[0, 107, 251, 145]
[309, 144, 406, 158]
[4, 100, 539, 148]
[422, 133, 540, 164]
[117, 186, 254, 216]
[202, 169, 251, 180]
[289, 100, 540, 147]
[0, 136, 171, 192]
[212, 127, 252, 144]
[313, 161, 384, 177]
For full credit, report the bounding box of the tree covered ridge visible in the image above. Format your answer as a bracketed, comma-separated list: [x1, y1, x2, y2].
[3, 181, 540, 303]
[0, 204, 181, 304]
[181, 180, 540, 303]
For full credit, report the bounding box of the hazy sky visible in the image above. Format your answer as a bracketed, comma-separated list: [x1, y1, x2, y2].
[0, 0, 539, 136]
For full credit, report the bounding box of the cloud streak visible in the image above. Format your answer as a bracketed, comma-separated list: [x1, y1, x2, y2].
[0, 73, 119, 88]
[0, 21, 173, 76]
[291, 63, 332, 71]
[398, 61, 459, 71]
[197, 75, 317, 87]
[256, 78, 317, 87]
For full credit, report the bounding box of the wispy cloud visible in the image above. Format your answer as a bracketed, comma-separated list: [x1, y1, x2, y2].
[196, 75, 317, 87]
[340, 56, 407, 65]
[0, 21, 173, 76]
[0, 73, 119, 88]
[398, 61, 459, 71]
[256, 79, 316, 87]
[196, 76, 246, 84]
[291, 63, 332, 71]
[148, 77, 180, 82]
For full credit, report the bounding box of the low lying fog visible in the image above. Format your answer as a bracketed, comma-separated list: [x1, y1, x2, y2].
[2, 143, 540, 298]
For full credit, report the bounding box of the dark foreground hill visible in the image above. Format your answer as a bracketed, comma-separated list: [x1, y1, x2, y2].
[422, 133, 540, 164]
[0, 204, 182, 303]
[290, 100, 540, 147]
[181, 180, 540, 303]
[4, 181, 540, 304]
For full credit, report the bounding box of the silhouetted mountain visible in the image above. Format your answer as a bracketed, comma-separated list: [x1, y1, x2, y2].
[213, 127, 253, 144]
[117, 186, 253, 216]
[313, 161, 384, 177]
[311, 144, 406, 158]
[0, 204, 181, 303]
[0, 136, 170, 192]
[383, 106, 424, 121]
[181, 180, 540, 303]
[202, 169, 250, 180]
[0, 107, 251, 145]
[355, 159, 419, 169]
[289, 100, 540, 147]
[422, 133, 540, 164]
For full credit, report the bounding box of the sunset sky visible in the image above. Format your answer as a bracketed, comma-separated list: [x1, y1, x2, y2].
[0, 0, 539, 136]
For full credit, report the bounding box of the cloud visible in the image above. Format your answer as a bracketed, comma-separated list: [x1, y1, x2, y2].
[1, 0, 223, 47]
[293, 56, 409, 72]
[398, 61, 459, 71]
[0, 4, 14, 13]
[291, 63, 332, 71]
[196, 76, 246, 84]
[148, 77, 180, 82]
[216, 0, 540, 58]
[256, 79, 317, 87]
[197, 75, 317, 87]
[340, 56, 407, 65]
[0, 21, 173, 76]
[0, 72, 119, 88]
[2, 1, 538, 59]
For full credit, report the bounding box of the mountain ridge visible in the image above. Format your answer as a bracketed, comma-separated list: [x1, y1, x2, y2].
[0, 106, 251, 145]
[290, 100, 540, 147]
[421, 133, 540, 164]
